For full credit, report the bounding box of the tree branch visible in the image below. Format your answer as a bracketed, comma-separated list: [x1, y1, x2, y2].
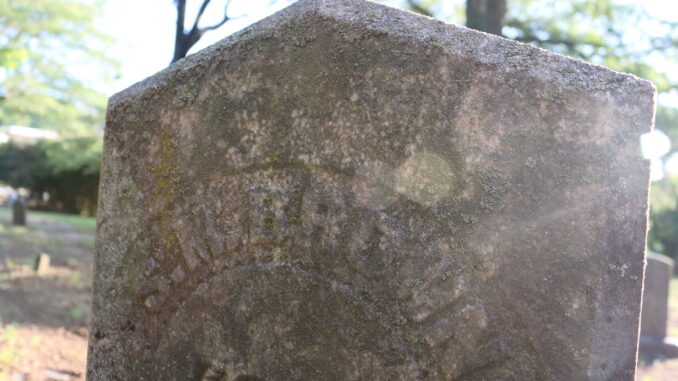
[201, 0, 232, 31]
[466, 0, 506, 36]
[171, 0, 235, 64]
[175, 0, 186, 36]
[172, 0, 188, 63]
[201, 15, 230, 32]
[190, 0, 213, 36]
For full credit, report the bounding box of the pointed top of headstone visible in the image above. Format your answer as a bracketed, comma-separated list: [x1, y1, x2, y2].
[113, 0, 654, 107]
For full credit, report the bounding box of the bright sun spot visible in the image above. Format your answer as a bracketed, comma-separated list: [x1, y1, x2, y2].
[641, 130, 672, 181]
[665, 153, 678, 175]
[641, 130, 671, 159]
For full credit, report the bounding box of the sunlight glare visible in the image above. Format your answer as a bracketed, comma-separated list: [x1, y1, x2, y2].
[641, 130, 671, 159]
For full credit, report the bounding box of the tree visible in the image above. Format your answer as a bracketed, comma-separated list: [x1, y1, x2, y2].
[172, 0, 234, 64]
[466, 0, 506, 36]
[0, 0, 117, 136]
[0, 137, 102, 215]
[0, 0, 116, 215]
[503, 0, 677, 90]
[648, 174, 678, 258]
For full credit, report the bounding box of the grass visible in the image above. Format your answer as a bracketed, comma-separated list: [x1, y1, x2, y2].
[0, 206, 95, 379]
[76, 236, 96, 248]
[0, 207, 96, 270]
[0, 324, 18, 380]
[0, 206, 96, 325]
[15, 209, 95, 233]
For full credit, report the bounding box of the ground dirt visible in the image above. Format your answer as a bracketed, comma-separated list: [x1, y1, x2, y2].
[0, 208, 93, 381]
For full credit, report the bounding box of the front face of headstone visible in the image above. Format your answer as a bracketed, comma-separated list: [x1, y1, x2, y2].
[12, 200, 26, 226]
[88, 1, 655, 380]
[641, 253, 674, 339]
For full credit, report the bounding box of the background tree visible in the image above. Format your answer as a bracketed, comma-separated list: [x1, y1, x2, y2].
[0, 138, 101, 215]
[172, 0, 234, 63]
[0, 0, 117, 215]
[466, 0, 506, 35]
[0, 0, 117, 136]
[170, 0, 285, 64]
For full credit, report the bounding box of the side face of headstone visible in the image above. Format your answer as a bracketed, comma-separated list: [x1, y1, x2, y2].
[12, 199, 26, 226]
[87, 0, 655, 380]
[641, 253, 674, 339]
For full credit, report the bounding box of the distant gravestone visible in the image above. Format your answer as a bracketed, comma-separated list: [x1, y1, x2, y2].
[34, 253, 51, 275]
[638, 252, 678, 360]
[87, 0, 655, 380]
[12, 199, 26, 226]
[641, 252, 673, 339]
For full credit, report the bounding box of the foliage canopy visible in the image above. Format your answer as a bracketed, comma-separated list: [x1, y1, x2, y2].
[0, 0, 117, 135]
[0, 0, 116, 215]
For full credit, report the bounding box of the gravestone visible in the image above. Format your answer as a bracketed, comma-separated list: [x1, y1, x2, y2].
[639, 252, 678, 360]
[87, 0, 656, 380]
[34, 253, 51, 275]
[641, 252, 674, 339]
[12, 199, 26, 226]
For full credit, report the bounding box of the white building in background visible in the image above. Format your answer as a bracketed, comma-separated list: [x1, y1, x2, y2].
[0, 125, 59, 143]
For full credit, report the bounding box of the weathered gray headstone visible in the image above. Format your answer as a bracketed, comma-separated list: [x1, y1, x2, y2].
[12, 199, 26, 226]
[638, 252, 678, 360]
[34, 253, 51, 275]
[87, 0, 656, 380]
[641, 252, 674, 339]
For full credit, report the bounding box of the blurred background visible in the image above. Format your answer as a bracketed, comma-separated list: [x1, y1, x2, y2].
[0, 0, 677, 380]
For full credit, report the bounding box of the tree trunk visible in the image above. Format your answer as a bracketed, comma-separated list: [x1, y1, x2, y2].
[171, 0, 230, 64]
[466, 0, 507, 36]
[172, 0, 189, 63]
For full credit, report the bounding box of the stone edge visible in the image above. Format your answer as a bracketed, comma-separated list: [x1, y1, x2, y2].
[108, 0, 656, 109]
